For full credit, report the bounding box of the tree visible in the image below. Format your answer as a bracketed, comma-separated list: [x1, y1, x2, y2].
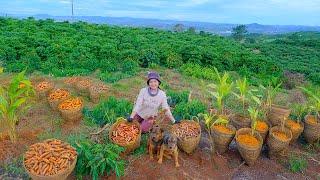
[187, 27, 196, 34]
[174, 24, 184, 32]
[232, 25, 248, 41]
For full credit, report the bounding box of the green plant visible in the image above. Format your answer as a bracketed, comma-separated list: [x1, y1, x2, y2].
[289, 155, 307, 173]
[290, 103, 308, 123]
[0, 70, 34, 142]
[173, 100, 206, 121]
[1, 156, 29, 179]
[132, 134, 148, 157]
[234, 77, 249, 109]
[299, 86, 320, 120]
[259, 82, 282, 113]
[248, 106, 259, 135]
[83, 96, 133, 127]
[208, 67, 233, 115]
[167, 90, 189, 107]
[70, 138, 126, 180]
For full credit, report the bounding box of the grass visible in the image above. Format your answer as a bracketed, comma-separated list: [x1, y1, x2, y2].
[132, 134, 148, 157]
[0, 156, 29, 179]
[288, 155, 308, 173]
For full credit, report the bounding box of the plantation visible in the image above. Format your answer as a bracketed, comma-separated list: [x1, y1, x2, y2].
[0, 18, 320, 179]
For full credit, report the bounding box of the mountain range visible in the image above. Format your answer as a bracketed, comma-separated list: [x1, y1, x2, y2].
[1, 13, 320, 35]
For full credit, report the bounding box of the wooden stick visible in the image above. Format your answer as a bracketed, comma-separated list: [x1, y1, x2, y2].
[90, 124, 110, 135]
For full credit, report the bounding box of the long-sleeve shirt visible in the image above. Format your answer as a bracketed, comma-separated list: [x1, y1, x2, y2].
[133, 87, 175, 122]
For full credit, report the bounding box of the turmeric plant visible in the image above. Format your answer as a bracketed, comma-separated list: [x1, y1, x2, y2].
[0, 70, 34, 142]
[208, 67, 233, 115]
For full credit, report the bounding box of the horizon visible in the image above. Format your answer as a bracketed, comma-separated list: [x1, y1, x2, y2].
[1, 0, 320, 26]
[2, 13, 320, 27]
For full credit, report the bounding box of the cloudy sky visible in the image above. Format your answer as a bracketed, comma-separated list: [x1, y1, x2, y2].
[1, 0, 320, 25]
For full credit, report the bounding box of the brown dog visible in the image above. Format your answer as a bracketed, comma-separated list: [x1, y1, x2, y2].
[157, 131, 180, 167]
[148, 124, 164, 160]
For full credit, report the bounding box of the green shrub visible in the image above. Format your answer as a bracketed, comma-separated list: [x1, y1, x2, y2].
[173, 100, 206, 120]
[167, 90, 189, 107]
[289, 155, 307, 173]
[69, 138, 125, 180]
[83, 96, 133, 127]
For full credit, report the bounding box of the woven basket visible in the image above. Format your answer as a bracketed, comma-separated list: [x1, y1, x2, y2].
[231, 114, 251, 130]
[109, 119, 142, 154]
[89, 83, 108, 103]
[256, 121, 269, 143]
[268, 105, 291, 127]
[58, 99, 83, 123]
[23, 141, 77, 180]
[285, 120, 304, 143]
[211, 124, 236, 154]
[303, 115, 320, 144]
[172, 120, 201, 154]
[35, 81, 54, 99]
[63, 76, 80, 88]
[235, 128, 263, 166]
[75, 79, 91, 96]
[47, 89, 70, 111]
[267, 126, 292, 158]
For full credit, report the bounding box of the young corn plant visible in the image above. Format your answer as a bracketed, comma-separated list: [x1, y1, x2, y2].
[299, 86, 320, 121]
[290, 103, 308, 123]
[248, 92, 263, 135]
[259, 82, 282, 115]
[208, 67, 233, 115]
[233, 77, 252, 114]
[248, 106, 259, 136]
[0, 70, 34, 142]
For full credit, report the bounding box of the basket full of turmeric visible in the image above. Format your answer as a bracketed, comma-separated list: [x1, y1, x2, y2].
[47, 89, 70, 111]
[89, 83, 108, 103]
[235, 128, 263, 166]
[267, 125, 292, 159]
[109, 117, 141, 154]
[172, 119, 201, 154]
[63, 76, 80, 88]
[23, 139, 77, 180]
[75, 78, 92, 95]
[58, 97, 83, 123]
[35, 81, 54, 99]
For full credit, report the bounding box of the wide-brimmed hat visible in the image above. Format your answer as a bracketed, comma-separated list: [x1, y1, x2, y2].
[147, 71, 161, 85]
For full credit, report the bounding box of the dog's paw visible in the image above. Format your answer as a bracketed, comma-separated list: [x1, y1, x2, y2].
[175, 163, 180, 167]
[150, 156, 154, 160]
[157, 160, 162, 164]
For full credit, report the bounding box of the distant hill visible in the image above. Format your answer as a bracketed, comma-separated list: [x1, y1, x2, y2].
[1, 13, 320, 35]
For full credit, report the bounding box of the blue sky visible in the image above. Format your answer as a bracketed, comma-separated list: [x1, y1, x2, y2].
[1, 0, 320, 25]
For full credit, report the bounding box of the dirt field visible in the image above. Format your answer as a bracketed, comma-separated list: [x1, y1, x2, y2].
[0, 70, 319, 180]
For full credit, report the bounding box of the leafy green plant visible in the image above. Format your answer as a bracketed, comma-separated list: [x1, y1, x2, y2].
[83, 96, 133, 127]
[167, 90, 189, 107]
[259, 82, 282, 114]
[71, 138, 126, 180]
[132, 134, 148, 157]
[290, 103, 308, 123]
[248, 106, 259, 135]
[233, 77, 257, 114]
[173, 100, 206, 121]
[0, 70, 34, 142]
[299, 86, 320, 120]
[289, 155, 307, 173]
[1, 156, 29, 179]
[208, 67, 233, 115]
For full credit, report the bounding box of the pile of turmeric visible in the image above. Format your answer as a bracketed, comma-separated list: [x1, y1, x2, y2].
[24, 139, 77, 176]
[212, 124, 234, 134]
[237, 134, 260, 147]
[58, 97, 83, 110]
